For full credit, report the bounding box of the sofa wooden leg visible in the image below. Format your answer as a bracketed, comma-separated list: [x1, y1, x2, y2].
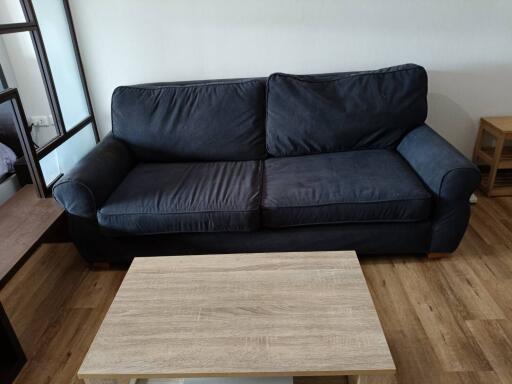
[427, 252, 451, 259]
[91, 262, 111, 270]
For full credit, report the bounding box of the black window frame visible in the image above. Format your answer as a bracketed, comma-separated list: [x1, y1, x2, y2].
[0, 0, 99, 197]
[0, 63, 8, 90]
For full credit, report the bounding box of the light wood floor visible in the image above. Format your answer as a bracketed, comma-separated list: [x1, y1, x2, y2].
[2, 192, 512, 384]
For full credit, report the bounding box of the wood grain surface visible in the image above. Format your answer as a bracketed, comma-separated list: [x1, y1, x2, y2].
[0, 185, 64, 287]
[79, 251, 395, 380]
[4, 191, 512, 384]
[482, 116, 512, 133]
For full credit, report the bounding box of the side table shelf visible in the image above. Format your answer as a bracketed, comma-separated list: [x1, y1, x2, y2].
[473, 117, 512, 196]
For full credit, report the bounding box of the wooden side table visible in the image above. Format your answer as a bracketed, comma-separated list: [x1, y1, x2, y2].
[473, 117, 512, 196]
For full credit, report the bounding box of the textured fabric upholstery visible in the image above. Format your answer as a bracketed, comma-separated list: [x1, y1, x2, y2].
[53, 134, 135, 219]
[98, 161, 262, 234]
[70, 214, 432, 264]
[263, 150, 432, 228]
[112, 79, 266, 161]
[52, 66, 481, 262]
[266, 64, 428, 157]
[398, 125, 481, 252]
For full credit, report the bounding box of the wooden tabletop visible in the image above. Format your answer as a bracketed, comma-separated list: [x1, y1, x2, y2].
[482, 116, 512, 133]
[0, 185, 64, 287]
[78, 251, 395, 381]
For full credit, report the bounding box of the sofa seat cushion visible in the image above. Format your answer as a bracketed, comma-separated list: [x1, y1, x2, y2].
[98, 161, 262, 234]
[262, 150, 432, 228]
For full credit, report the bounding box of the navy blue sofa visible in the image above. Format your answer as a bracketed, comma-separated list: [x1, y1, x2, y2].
[53, 64, 480, 264]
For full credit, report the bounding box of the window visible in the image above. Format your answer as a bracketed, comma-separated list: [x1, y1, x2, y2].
[40, 123, 95, 185]
[0, 0, 99, 197]
[32, 0, 90, 129]
[0, 31, 58, 148]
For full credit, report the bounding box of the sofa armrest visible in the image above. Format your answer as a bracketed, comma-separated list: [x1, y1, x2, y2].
[397, 124, 480, 252]
[53, 134, 135, 219]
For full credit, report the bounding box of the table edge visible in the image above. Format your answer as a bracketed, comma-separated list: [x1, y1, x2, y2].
[78, 367, 397, 380]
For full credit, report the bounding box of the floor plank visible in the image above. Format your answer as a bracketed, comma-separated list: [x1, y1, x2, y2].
[437, 256, 505, 320]
[393, 259, 491, 372]
[466, 320, 512, 384]
[2, 192, 512, 384]
[362, 259, 443, 383]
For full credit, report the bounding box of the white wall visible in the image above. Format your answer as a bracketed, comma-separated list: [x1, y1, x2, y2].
[69, 0, 512, 157]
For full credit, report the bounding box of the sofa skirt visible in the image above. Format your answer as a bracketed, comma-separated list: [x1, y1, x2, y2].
[68, 215, 432, 264]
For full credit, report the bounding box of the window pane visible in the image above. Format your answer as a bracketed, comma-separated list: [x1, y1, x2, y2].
[0, 32, 59, 148]
[0, 0, 26, 24]
[32, 0, 89, 129]
[39, 123, 95, 186]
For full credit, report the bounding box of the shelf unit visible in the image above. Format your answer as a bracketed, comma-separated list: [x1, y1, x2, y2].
[473, 117, 512, 196]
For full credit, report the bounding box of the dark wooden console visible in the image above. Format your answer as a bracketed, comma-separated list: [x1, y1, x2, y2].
[0, 302, 26, 384]
[0, 185, 65, 382]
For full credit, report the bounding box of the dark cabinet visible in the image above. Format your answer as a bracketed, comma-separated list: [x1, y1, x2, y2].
[0, 303, 25, 384]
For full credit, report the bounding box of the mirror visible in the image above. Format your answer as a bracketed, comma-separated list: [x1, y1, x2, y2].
[0, 32, 59, 148]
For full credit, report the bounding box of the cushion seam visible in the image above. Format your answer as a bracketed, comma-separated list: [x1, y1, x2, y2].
[99, 225, 259, 236]
[263, 217, 428, 228]
[98, 208, 260, 217]
[262, 196, 432, 209]
[270, 65, 424, 84]
[115, 79, 261, 92]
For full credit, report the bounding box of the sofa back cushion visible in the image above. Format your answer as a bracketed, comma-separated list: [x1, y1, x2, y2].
[112, 78, 266, 161]
[266, 64, 428, 157]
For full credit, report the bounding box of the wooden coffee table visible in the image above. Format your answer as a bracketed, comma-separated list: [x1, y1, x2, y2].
[78, 251, 395, 384]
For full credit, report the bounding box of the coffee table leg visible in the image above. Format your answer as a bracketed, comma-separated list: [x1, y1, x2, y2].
[294, 377, 357, 383]
[83, 379, 186, 384]
[83, 379, 134, 384]
[349, 375, 397, 384]
[293, 375, 396, 384]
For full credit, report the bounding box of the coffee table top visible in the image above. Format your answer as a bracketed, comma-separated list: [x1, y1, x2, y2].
[79, 251, 395, 380]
